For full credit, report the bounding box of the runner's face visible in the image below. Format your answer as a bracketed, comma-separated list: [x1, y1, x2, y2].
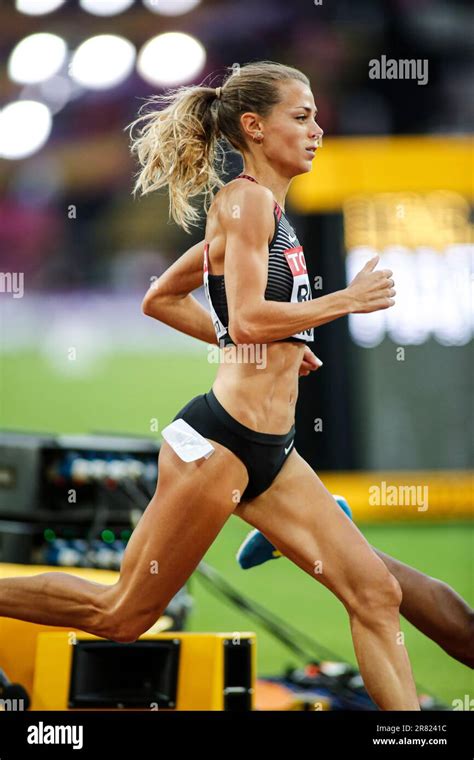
[262, 80, 323, 176]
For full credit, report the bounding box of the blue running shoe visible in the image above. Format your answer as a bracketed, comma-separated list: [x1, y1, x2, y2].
[236, 494, 353, 570]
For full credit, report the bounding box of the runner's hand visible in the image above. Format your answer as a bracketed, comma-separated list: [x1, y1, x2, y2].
[346, 255, 396, 313]
[299, 346, 323, 377]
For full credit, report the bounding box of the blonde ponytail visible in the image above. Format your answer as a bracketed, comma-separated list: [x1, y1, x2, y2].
[127, 85, 225, 234]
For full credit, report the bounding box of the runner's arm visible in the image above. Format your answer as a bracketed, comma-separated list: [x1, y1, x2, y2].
[142, 239, 218, 345]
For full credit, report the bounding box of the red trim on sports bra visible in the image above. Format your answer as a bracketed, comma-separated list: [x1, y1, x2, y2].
[236, 173, 258, 183]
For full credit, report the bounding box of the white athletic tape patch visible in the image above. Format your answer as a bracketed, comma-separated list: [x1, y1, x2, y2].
[161, 418, 215, 462]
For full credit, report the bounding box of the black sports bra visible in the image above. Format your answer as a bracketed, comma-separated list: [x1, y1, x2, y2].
[203, 173, 314, 346]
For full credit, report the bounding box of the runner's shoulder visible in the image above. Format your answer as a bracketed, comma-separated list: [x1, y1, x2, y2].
[217, 179, 275, 237]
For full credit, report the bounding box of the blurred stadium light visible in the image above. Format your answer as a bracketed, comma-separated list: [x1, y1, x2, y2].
[16, 0, 67, 14]
[0, 100, 52, 160]
[142, 0, 202, 16]
[79, 0, 135, 16]
[8, 32, 68, 85]
[137, 32, 206, 86]
[69, 34, 136, 90]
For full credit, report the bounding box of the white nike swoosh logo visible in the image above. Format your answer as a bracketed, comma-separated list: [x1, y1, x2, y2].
[288, 231, 297, 242]
[284, 440, 294, 455]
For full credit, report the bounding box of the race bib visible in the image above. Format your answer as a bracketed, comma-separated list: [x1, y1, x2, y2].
[284, 246, 314, 341]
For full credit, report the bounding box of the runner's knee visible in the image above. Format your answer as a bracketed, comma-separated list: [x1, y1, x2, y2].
[345, 568, 403, 622]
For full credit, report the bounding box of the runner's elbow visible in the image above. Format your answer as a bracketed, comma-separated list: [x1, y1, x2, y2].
[142, 286, 167, 316]
[229, 318, 257, 344]
[141, 294, 152, 315]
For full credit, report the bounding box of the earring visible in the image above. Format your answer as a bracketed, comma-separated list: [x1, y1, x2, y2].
[253, 131, 263, 142]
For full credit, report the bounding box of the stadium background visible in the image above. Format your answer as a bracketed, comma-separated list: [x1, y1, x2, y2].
[0, 0, 472, 707]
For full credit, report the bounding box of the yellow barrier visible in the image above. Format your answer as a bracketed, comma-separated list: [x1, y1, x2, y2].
[289, 136, 474, 211]
[320, 470, 473, 521]
[31, 630, 256, 711]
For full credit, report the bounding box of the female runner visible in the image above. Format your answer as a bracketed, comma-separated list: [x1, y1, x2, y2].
[0, 61, 421, 710]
